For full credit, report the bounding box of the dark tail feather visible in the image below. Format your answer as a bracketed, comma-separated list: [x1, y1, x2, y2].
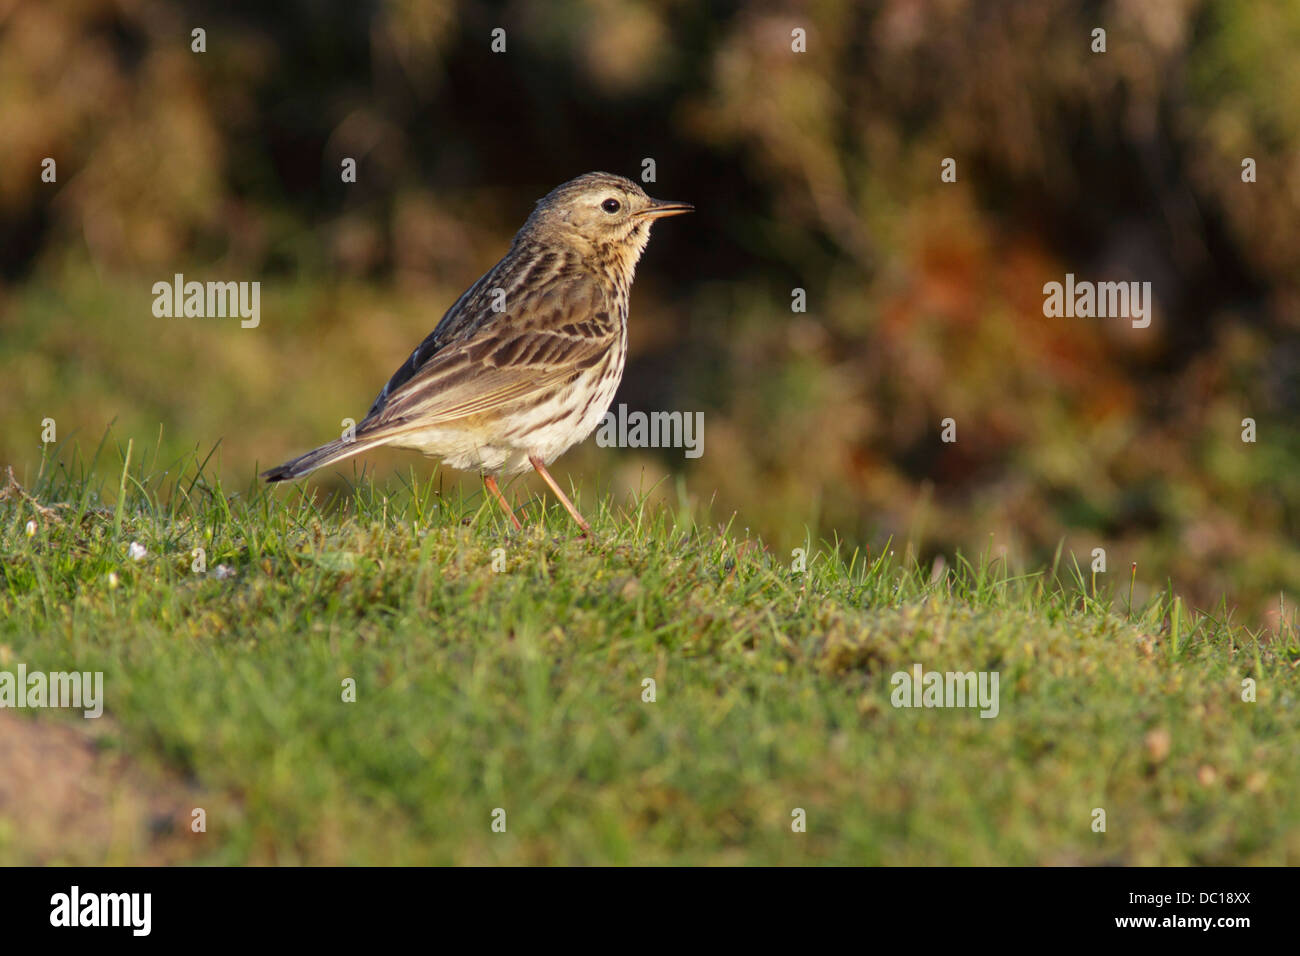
[260, 433, 393, 483]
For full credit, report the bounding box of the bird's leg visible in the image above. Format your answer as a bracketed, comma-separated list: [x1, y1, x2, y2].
[483, 474, 522, 530]
[528, 456, 591, 535]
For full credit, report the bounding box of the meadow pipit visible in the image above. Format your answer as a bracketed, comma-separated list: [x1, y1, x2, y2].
[262, 172, 692, 533]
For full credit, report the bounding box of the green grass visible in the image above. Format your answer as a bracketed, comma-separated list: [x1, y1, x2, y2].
[1, 440, 1298, 865]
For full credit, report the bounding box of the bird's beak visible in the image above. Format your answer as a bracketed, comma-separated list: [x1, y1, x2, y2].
[637, 199, 694, 220]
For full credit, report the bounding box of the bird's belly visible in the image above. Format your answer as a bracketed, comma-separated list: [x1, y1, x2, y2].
[389, 347, 625, 476]
[498, 353, 624, 467]
[389, 426, 524, 474]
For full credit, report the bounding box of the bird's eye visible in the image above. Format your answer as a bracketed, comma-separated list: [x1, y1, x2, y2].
[601, 198, 621, 214]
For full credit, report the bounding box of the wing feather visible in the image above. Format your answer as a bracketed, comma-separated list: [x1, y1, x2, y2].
[361, 268, 617, 432]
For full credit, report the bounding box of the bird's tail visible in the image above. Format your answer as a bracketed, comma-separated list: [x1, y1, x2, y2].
[260, 432, 396, 483]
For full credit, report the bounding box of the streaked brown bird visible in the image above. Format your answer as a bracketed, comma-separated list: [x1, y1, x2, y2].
[261, 171, 692, 533]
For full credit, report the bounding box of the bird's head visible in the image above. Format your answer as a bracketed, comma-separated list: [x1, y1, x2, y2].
[523, 172, 692, 275]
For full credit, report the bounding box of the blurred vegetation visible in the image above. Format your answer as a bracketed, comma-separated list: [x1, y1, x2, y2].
[1, 0, 1296, 624]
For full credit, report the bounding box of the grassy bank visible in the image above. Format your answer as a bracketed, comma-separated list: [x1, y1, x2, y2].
[1, 443, 1296, 865]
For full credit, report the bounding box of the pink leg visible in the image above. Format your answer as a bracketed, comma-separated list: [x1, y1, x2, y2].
[528, 456, 591, 535]
[483, 474, 522, 530]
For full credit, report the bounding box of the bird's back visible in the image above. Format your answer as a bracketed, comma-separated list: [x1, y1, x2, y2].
[362, 234, 626, 430]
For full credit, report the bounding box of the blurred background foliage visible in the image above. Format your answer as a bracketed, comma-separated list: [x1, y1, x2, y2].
[1, 0, 1296, 624]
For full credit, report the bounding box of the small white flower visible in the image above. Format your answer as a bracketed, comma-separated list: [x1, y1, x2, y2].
[128, 541, 147, 561]
[25, 519, 37, 537]
[213, 564, 236, 580]
[107, 572, 119, 588]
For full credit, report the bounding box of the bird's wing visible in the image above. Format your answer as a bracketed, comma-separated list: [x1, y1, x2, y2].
[363, 267, 498, 418]
[362, 269, 619, 430]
